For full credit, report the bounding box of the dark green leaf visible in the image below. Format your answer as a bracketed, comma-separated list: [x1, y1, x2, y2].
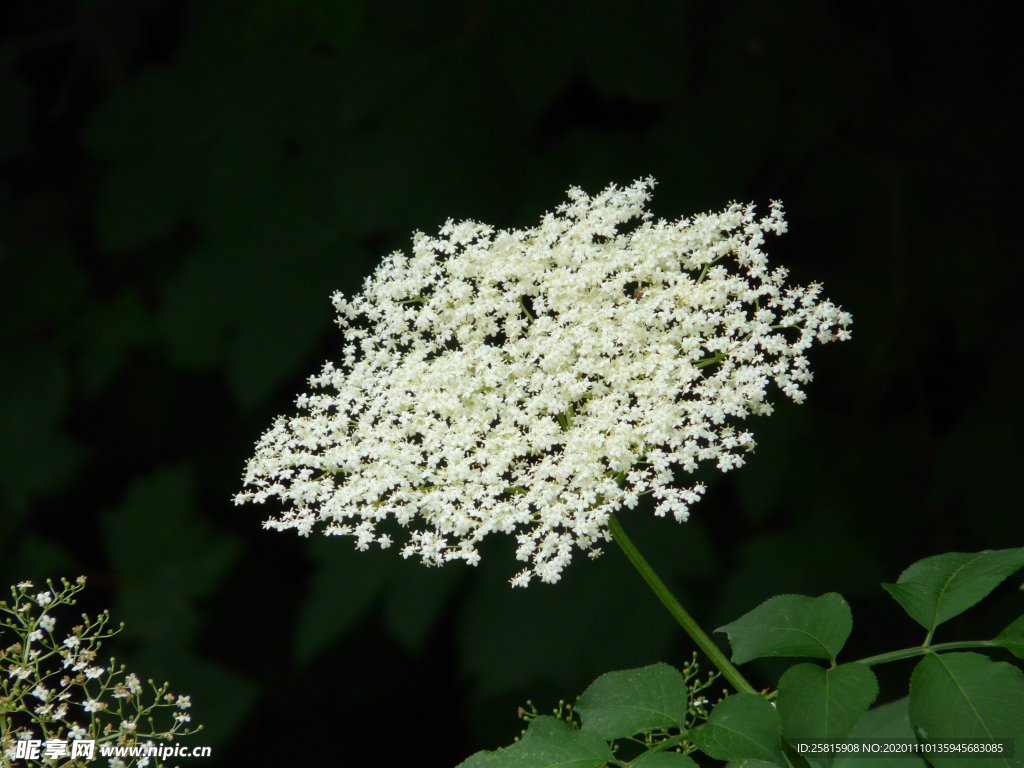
[0, 74, 30, 162]
[102, 466, 241, 648]
[0, 347, 82, 515]
[834, 698, 926, 768]
[87, 67, 207, 251]
[712, 520, 884, 641]
[383, 560, 463, 653]
[777, 663, 878, 758]
[909, 652, 1024, 767]
[76, 292, 152, 396]
[294, 537, 395, 664]
[717, 594, 853, 664]
[4, 537, 77, 585]
[689, 693, 783, 764]
[632, 752, 699, 768]
[457, 716, 612, 768]
[993, 615, 1024, 660]
[575, 662, 687, 739]
[882, 549, 1024, 634]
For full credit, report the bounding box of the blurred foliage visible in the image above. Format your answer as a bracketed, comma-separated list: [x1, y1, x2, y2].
[0, 1, 1021, 765]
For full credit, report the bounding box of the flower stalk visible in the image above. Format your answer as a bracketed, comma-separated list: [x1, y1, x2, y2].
[607, 514, 757, 695]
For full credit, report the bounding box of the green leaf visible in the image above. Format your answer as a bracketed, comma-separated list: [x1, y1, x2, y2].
[835, 698, 926, 768]
[76, 292, 152, 396]
[882, 548, 1024, 634]
[457, 716, 613, 768]
[632, 753, 699, 768]
[909, 652, 1024, 767]
[4, 537, 77, 585]
[778, 663, 878, 745]
[713, 520, 884, 628]
[0, 345, 83, 516]
[383, 560, 463, 653]
[294, 537, 395, 664]
[993, 615, 1024, 660]
[689, 693, 784, 764]
[575, 663, 687, 739]
[0, 74, 30, 162]
[102, 466, 241, 649]
[716, 594, 853, 664]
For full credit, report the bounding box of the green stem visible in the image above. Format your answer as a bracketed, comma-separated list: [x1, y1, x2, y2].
[607, 514, 757, 695]
[519, 295, 535, 321]
[857, 640, 1000, 667]
[640, 732, 688, 757]
[694, 353, 723, 369]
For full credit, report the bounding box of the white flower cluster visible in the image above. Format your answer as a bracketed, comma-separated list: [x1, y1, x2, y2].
[236, 179, 851, 585]
[1, 578, 199, 766]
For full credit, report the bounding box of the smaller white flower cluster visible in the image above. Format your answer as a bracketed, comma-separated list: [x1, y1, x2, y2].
[236, 178, 851, 585]
[1, 577, 200, 767]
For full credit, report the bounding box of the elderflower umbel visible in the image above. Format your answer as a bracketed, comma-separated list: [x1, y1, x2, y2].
[0, 578, 201, 765]
[236, 179, 851, 585]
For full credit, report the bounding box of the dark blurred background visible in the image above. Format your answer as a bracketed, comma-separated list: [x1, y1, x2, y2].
[1, 1, 1021, 765]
